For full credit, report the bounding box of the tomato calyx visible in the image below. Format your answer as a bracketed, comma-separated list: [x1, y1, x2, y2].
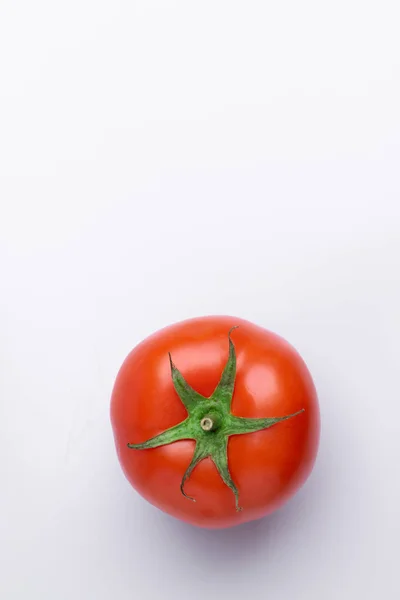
[127, 327, 304, 512]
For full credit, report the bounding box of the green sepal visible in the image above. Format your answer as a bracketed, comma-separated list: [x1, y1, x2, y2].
[180, 441, 210, 502]
[210, 436, 241, 511]
[210, 326, 238, 409]
[127, 418, 193, 449]
[169, 353, 206, 414]
[224, 410, 305, 437]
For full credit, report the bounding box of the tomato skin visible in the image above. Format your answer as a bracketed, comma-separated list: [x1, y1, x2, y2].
[111, 316, 320, 529]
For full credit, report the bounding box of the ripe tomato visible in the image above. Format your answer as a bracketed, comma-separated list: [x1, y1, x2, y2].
[111, 316, 320, 529]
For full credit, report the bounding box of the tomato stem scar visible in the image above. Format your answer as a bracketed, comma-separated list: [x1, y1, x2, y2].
[200, 414, 220, 431]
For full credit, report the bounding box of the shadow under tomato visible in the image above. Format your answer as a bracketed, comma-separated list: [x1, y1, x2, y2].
[153, 465, 325, 574]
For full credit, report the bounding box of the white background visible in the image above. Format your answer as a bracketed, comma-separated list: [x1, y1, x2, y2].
[1, 1, 399, 598]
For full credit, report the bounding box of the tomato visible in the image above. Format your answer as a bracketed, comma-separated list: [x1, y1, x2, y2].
[111, 316, 320, 529]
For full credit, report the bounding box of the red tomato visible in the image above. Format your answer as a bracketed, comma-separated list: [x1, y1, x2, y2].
[111, 316, 320, 529]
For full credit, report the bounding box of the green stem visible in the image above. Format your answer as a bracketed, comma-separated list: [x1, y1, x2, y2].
[200, 413, 221, 432]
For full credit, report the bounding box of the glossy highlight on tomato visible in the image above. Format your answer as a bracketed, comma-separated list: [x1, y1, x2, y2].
[111, 316, 320, 529]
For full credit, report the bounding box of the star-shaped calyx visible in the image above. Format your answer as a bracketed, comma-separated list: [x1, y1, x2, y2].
[128, 327, 304, 511]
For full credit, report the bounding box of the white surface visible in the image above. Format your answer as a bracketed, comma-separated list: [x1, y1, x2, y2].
[1, 1, 399, 598]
